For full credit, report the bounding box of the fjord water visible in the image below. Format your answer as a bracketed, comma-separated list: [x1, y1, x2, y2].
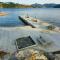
[0, 8, 60, 27]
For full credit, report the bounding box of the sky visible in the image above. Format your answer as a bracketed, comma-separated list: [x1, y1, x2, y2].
[0, 0, 60, 4]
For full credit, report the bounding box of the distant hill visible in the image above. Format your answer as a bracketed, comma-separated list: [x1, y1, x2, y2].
[54, 4, 60, 8]
[43, 4, 56, 8]
[0, 2, 60, 8]
[0, 2, 32, 8]
[32, 3, 42, 8]
[31, 3, 60, 8]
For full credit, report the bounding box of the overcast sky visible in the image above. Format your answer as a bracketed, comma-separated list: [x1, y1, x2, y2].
[0, 0, 60, 4]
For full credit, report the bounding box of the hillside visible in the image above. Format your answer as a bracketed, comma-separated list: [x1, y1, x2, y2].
[0, 2, 60, 8]
[32, 3, 60, 8]
[54, 4, 60, 8]
[0, 2, 32, 8]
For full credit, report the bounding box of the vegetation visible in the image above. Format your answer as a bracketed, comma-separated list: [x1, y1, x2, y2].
[0, 2, 60, 8]
[0, 2, 32, 8]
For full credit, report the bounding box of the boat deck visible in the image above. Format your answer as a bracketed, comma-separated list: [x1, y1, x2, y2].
[19, 16, 60, 52]
[19, 16, 60, 32]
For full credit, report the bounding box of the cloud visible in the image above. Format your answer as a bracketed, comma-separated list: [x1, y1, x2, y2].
[0, 0, 60, 4]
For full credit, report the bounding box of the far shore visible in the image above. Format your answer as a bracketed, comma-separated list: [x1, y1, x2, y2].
[0, 12, 8, 16]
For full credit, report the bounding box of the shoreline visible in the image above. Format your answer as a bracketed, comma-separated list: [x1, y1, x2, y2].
[0, 12, 8, 16]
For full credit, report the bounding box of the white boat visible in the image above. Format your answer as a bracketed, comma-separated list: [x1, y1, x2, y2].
[19, 15, 60, 53]
[19, 15, 60, 32]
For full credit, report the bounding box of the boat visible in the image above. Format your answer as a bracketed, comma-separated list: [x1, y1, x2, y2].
[19, 15, 60, 32]
[18, 15, 60, 52]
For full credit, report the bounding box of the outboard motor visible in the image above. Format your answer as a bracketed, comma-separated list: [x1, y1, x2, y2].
[47, 25, 55, 30]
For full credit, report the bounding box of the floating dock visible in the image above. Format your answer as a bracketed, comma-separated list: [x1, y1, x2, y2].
[19, 16, 60, 32]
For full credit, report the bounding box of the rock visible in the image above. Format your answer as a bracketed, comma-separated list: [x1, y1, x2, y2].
[15, 49, 48, 60]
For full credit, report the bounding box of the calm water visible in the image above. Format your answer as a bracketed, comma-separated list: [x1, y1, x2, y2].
[0, 8, 60, 27]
